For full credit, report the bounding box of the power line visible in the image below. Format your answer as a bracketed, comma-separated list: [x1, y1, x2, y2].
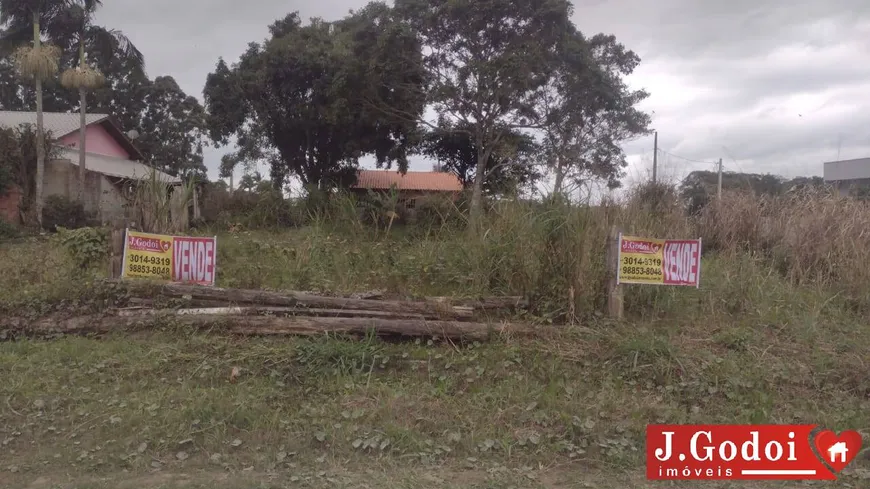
[721, 146, 749, 174]
[720, 146, 761, 192]
[657, 149, 717, 165]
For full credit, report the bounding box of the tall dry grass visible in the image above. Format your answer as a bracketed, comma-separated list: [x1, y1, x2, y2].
[126, 169, 196, 234]
[698, 187, 870, 307]
[192, 182, 870, 318]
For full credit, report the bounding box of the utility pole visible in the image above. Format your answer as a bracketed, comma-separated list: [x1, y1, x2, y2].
[717, 158, 723, 199]
[652, 131, 658, 184]
[836, 133, 842, 161]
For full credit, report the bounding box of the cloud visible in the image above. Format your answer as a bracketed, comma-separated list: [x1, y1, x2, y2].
[95, 0, 870, 189]
[574, 0, 870, 60]
[599, 1, 870, 185]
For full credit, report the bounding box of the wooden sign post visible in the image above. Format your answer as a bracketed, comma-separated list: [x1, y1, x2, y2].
[109, 227, 125, 279]
[605, 225, 624, 319]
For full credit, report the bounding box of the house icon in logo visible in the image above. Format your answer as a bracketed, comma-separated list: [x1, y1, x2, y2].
[828, 442, 849, 463]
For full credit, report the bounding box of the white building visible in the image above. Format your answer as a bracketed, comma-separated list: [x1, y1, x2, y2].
[823, 157, 870, 197]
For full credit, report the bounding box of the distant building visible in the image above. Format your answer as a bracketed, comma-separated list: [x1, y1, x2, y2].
[823, 157, 870, 197]
[350, 170, 463, 209]
[0, 111, 179, 225]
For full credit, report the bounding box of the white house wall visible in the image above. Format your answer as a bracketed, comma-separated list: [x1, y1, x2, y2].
[823, 158, 870, 181]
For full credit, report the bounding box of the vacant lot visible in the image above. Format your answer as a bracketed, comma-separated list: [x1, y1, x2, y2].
[1, 193, 869, 488]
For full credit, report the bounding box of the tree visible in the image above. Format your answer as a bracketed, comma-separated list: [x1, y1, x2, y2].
[0, 123, 56, 219]
[219, 152, 241, 193]
[422, 121, 542, 196]
[136, 76, 207, 179]
[1, 0, 68, 227]
[0, 55, 23, 109]
[392, 0, 572, 221]
[56, 0, 144, 203]
[539, 31, 651, 196]
[678, 171, 823, 214]
[204, 6, 426, 191]
[237, 171, 264, 193]
[784, 176, 825, 192]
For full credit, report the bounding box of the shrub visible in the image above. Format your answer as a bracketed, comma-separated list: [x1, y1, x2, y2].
[200, 185, 298, 230]
[55, 226, 108, 270]
[354, 189, 405, 230]
[294, 332, 385, 376]
[125, 171, 196, 234]
[43, 195, 96, 231]
[0, 219, 19, 241]
[410, 194, 465, 230]
[0, 160, 12, 197]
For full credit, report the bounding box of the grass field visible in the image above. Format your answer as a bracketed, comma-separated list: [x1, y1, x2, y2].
[1, 191, 869, 488]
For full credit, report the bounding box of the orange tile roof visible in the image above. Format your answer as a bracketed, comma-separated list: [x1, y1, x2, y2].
[353, 170, 464, 191]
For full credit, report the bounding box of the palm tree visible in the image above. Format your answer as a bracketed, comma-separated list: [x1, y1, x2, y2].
[0, 0, 68, 228]
[59, 0, 143, 203]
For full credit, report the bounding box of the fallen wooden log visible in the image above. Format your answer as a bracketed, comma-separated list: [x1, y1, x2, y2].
[116, 306, 443, 320]
[120, 302, 472, 319]
[158, 284, 473, 319]
[4, 314, 533, 341]
[118, 281, 525, 313]
[425, 296, 529, 310]
[127, 297, 256, 309]
[350, 290, 385, 300]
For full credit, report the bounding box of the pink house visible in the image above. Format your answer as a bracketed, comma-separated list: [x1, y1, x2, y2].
[0, 111, 179, 224]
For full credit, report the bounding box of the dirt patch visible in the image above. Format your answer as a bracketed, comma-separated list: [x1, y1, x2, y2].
[11, 466, 865, 489]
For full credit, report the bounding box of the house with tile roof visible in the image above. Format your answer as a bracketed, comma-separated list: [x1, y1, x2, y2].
[0, 111, 179, 225]
[350, 169, 464, 210]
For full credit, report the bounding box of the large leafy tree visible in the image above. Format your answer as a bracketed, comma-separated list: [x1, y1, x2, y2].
[55, 0, 144, 202]
[1, 0, 68, 227]
[135, 76, 207, 179]
[204, 6, 427, 190]
[0, 56, 22, 109]
[391, 0, 572, 221]
[0, 123, 55, 214]
[540, 31, 651, 195]
[422, 121, 542, 196]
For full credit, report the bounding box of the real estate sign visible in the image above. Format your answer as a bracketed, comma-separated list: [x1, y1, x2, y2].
[617, 234, 701, 287]
[122, 229, 217, 286]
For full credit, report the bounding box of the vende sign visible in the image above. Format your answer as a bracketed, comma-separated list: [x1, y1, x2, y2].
[617, 234, 702, 287]
[647, 424, 862, 481]
[172, 237, 217, 286]
[662, 240, 701, 286]
[121, 229, 217, 286]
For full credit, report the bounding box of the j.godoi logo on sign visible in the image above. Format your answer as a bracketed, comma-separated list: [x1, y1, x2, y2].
[646, 425, 863, 481]
[128, 235, 171, 253]
[620, 239, 661, 254]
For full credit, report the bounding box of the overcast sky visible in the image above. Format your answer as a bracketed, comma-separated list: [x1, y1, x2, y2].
[96, 0, 870, 190]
